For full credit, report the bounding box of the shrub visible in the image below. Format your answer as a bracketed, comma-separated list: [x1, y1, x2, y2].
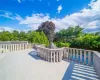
[55, 42, 70, 47]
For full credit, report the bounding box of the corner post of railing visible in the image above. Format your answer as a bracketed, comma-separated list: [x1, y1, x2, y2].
[93, 51, 100, 78]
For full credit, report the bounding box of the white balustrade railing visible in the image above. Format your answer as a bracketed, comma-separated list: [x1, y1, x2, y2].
[36, 46, 99, 64]
[0, 43, 33, 53]
[35, 45, 100, 77]
[36, 46, 64, 62]
[64, 48, 94, 65]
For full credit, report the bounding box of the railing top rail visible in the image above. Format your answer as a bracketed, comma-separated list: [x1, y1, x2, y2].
[36, 45, 100, 56]
[65, 47, 93, 52]
[36, 46, 64, 50]
[0, 41, 28, 44]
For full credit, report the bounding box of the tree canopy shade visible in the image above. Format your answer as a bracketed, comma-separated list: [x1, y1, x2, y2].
[37, 21, 55, 42]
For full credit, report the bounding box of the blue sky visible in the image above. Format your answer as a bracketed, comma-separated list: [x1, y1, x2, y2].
[0, 0, 100, 32]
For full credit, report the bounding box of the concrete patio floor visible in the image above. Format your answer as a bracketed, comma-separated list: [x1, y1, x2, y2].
[0, 49, 99, 80]
[0, 49, 70, 80]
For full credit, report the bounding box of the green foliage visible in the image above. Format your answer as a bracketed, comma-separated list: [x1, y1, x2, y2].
[0, 31, 13, 41]
[55, 25, 83, 42]
[54, 26, 100, 51]
[0, 25, 100, 51]
[70, 34, 100, 50]
[55, 42, 70, 48]
[0, 30, 49, 46]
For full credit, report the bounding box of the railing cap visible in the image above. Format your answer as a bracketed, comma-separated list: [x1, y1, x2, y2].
[93, 51, 100, 58]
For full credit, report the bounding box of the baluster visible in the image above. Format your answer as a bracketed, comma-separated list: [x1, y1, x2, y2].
[23, 44, 24, 50]
[21, 44, 23, 50]
[71, 49, 73, 60]
[50, 52, 52, 62]
[55, 52, 57, 62]
[59, 51, 61, 62]
[3, 44, 4, 52]
[66, 49, 68, 59]
[19, 44, 21, 50]
[24, 44, 26, 49]
[60, 50, 62, 61]
[21, 43, 22, 50]
[15, 44, 16, 51]
[53, 51, 55, 62]
[48, 51, 50, 62]
[14, 44, 16, 51]
[68, 49, 70, 60]
[84, 51, 87, 64]
[5, 44, 7, 52]
[20, 44, 21, 50]
[88, 51, 91, 65]
[80, 50, 82, 63]
[9, 44, 11, 52]
[16, 44, 18, 51]
[45, 50, 47, 61]
[73, 49, 75, 61]
[24, 44, 26, 50]
[44, 50, 46, 60]
[48, 50, 50, 62]
[56, 52, 58, 62]
[6, 45, 8, 52]
[15, 44, 17, 51]
[69, 49, 72, 60]
[58, 52, 60, 62]
[13, 44, 14, 51]
[11, 44, 12, 52]
[76, 50, 78, 62]
[3, 44, 5, 52]
[14, 44, 15, 51]
[91, 52, 93, 65]
[10, 44, 12, 52]
[44, 49, 46, 60]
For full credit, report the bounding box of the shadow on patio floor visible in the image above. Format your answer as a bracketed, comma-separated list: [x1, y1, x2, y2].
[62, 59, 99, 80]
[28, 51, 43, 60]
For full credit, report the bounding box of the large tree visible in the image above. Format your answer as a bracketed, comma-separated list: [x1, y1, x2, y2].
[37, 21, 55, 42]
[55, 25, 83, 42]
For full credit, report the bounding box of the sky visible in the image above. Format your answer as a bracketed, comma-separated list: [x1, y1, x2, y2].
[0, 0, 100, 32]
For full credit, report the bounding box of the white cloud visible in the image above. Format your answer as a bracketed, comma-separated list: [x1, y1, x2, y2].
[57, 5, 62, 13]
[0, 27, 14, 32]
[20, 14, 50, 24]
[19, 0, 100, 32]
[0, 10, 14, 19]
[0, 0, 100, 32]
[18, 0, 21, 3]
[0, 10, 23, 21]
